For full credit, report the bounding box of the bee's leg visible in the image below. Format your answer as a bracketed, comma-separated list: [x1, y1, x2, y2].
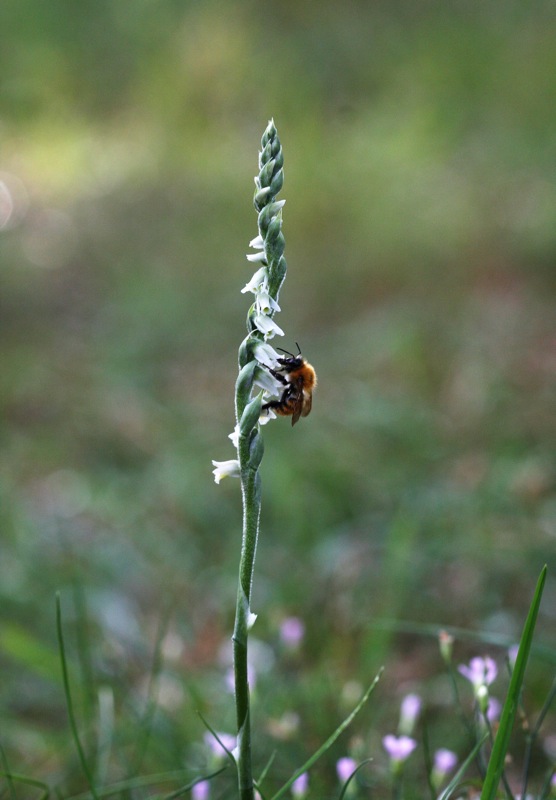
[262, 398, 283, 411]
[266, 367, 289, 385]
[262, 386, 291, 411]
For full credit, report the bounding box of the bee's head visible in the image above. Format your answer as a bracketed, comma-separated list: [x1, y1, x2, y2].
[277, 355, 303, 369]
[277, 343, 303, 369]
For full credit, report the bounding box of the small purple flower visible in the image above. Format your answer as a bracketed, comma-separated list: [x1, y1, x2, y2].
[203, 731, 236, 761]
[458, 656, 497, 695]
[431, 749, 458, 789]
[336, 757, 357, 783]
[399, 693, 421, 735]
[280, 617, 305, 649]
[486, 696, 501, 723]
[291, 772, 309, 797]
[508, 644, 519, 669]
[383, 734, 417, 773]
[192, 780, 210, 800]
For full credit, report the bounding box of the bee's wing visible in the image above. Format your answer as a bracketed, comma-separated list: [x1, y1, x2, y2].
[300, 391, 312, 417]
[290, 378, 305, 426]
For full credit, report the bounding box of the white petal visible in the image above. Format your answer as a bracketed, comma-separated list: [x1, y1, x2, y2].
[241, 267, 267, 294]
[246, 251, 267, 263]
[212, 459, 240, 484]
[255, 291, 280, 315]
[253, 313, 284, 338]
[249, 235, 265, 249]
[254, 366, 280, 393]
[253, 342, 281, 367]
[228, 426, 240, 448]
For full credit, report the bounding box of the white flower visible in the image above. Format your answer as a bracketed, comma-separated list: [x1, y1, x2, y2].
[255, 291, 280, 315]
[212, 459, 240, 484]
[246, 251, 267, 263]
[228, 425, 240, 449]
[241, 267, 268, 294]
[259, 409, 275, 424]
[249, 235, 264, 249]
[253, 312, 284, 339]
[254, 365, 281, 394]
[253, 341, 281, 367]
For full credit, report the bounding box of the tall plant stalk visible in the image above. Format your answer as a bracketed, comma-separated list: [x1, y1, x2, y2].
[213, 119, 287, 800]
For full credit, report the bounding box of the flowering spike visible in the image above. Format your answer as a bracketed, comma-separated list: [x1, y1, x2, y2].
[212, 121, 291, 800]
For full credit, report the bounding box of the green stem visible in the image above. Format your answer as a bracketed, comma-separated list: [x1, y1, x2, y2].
[231, 119, 286, 800]
[232, 462, 261, 800]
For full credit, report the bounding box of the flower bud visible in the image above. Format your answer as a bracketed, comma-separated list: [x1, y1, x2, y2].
[248, 429, 264, 471]
[239, 394, 262, 438]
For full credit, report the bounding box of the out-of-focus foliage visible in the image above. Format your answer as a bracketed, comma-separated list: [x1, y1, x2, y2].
[0, 0, 555, 795]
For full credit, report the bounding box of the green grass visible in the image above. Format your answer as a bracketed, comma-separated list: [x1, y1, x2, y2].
[1, 1, 555, 795]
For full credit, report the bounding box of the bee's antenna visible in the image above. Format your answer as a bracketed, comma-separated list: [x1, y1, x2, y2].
[277, 343, 303, 358]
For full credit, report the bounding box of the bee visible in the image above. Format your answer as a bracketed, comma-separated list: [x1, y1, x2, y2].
[261, 344, 317, 426]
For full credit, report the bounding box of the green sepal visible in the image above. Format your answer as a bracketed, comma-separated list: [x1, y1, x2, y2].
[254, 186, 271, 211]
[261, 119, 276, 147]
[239, 394, 262, 438]
[258, 202, 285, 237]
[266, 234, 285, 271]
[265, 213, 283, 249]
[269, 169, 284, 197]
[235, 362, 256, 419]
[238, 336, 260, 369]
[246, 304, 258, 333]
[259, 158, 276, 189]
[259, 139, 273, 166]
[248, 429, 264, 471]
[268, 255, 287, 296]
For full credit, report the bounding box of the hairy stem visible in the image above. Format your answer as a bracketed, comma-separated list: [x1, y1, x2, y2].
[231, 119, 286, 800]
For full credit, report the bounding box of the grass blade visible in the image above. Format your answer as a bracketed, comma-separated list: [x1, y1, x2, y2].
[0, 770, 50, 800]
[0, 743, 17, 800]
[270, 669, 383, 800]
[437, 734, 488, 800]
[337, 758, 373, 800]
[197, 711, 237, 769]
[56, 592, 100, 800]
[480, 565, 547, 800]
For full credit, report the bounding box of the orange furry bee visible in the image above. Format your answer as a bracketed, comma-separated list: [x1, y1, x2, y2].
[262, 344, 317, 426]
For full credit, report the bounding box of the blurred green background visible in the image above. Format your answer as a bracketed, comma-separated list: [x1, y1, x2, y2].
[1, 0, 555, 795]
